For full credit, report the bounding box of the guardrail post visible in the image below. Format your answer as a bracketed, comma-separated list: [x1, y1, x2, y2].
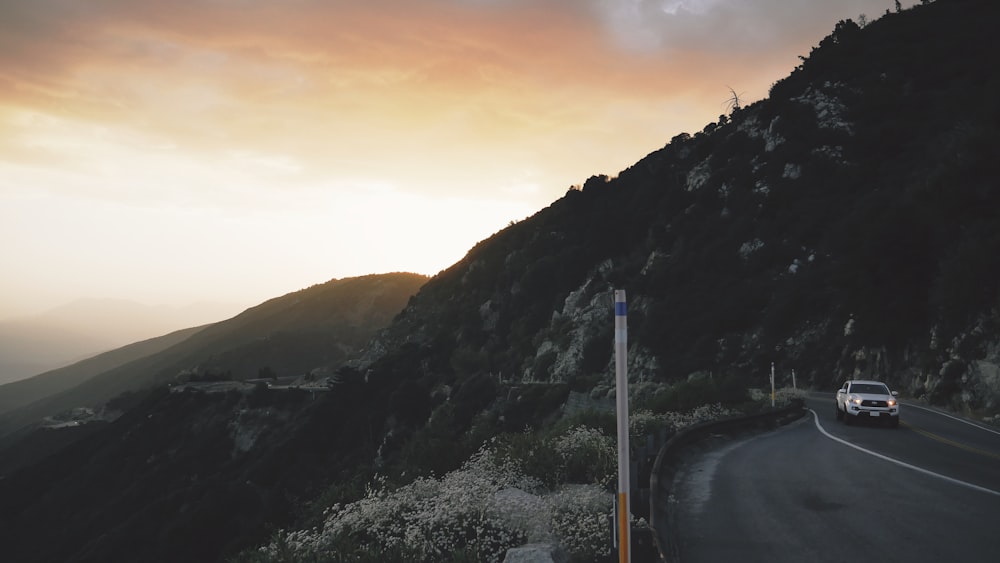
[770, 362, 776, 407]
[614, 289, 631, 563]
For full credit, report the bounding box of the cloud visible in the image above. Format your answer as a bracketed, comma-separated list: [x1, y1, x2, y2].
[586, 0, 910, 54]
[0, 2, 638, 201]
[0, 0, 917, 315]
[3, 0, 889, 209]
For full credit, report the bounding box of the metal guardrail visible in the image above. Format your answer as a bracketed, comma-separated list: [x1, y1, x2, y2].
[647, 399, 806, 562]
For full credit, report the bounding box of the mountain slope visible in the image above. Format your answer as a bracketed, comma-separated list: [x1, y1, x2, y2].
[361, 0, 1000, 408]
[0, 325, 206, 416]
[0, 272, 428, 441]
[0, 299, 241, 385]
[0, 386, 377, 563]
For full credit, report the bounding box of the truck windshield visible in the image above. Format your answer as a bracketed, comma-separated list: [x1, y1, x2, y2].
[850, 384, 889, 394]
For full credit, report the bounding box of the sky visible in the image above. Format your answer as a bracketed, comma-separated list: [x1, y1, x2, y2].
[0, 0, 913, 321]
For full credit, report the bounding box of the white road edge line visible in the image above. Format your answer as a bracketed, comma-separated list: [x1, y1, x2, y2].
[901, 402, 1000, 437]
[808, 409, 1000, 498]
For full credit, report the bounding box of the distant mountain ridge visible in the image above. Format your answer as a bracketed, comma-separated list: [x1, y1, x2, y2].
[0, 298, 243, 385]
[0, 273, 428, 441]
[0, 325, 207, 417]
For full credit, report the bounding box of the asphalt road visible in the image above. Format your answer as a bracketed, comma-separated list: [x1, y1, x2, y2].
[669, 393, 1000, 563]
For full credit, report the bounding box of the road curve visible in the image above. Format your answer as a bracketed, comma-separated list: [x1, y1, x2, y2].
[669, 394, 1000, 563]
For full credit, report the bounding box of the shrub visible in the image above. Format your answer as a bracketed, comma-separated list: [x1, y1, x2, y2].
[260, 450, 534, 563]
[491, 430, 562, 488]
[642, 375, 749, 413]
[547, 485, 613, 562]
[552, 426, 616, 486]
[250, 404, 738, 563]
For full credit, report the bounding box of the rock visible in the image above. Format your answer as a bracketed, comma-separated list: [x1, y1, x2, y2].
[502, 543, 569, 563]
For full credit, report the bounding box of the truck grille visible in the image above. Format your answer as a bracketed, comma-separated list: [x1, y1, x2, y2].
[862, 400, 887, 407]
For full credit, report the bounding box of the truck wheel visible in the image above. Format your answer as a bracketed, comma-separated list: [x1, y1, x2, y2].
[835, 405, 843, 421]
[844, 412, 853, 426]
[889, 417, 899, 429]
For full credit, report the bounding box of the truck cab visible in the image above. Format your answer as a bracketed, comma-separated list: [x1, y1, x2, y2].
[835, 379, 900, 427]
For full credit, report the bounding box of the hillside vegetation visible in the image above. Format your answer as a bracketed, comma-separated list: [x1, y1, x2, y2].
[367, 0, 1000, 408]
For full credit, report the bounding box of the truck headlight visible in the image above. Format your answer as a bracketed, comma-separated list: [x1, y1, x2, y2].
[851, 398, 862, 405]
[887, 399, 896, 407]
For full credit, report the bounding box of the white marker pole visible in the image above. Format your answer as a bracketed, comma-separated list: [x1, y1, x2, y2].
[614, 290, 631, 563]
[770, 362, 776, 407]
[792, 368, 797, 390]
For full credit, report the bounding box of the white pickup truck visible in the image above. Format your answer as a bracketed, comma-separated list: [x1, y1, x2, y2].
[835, 379, 900, 427]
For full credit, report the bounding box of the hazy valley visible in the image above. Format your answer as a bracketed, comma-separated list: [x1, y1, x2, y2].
[0, 299, 244, 385]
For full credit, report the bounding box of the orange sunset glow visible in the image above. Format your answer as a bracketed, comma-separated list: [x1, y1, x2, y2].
[0, 0, 910, 319]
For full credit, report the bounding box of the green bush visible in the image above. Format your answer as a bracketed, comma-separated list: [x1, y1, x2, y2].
[491, 430, 562, 488]
[556, 409, 616, 436]
[497, 384, 570, 432]
[491, 423, 615, 488]
[641, 374, 748, 413]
